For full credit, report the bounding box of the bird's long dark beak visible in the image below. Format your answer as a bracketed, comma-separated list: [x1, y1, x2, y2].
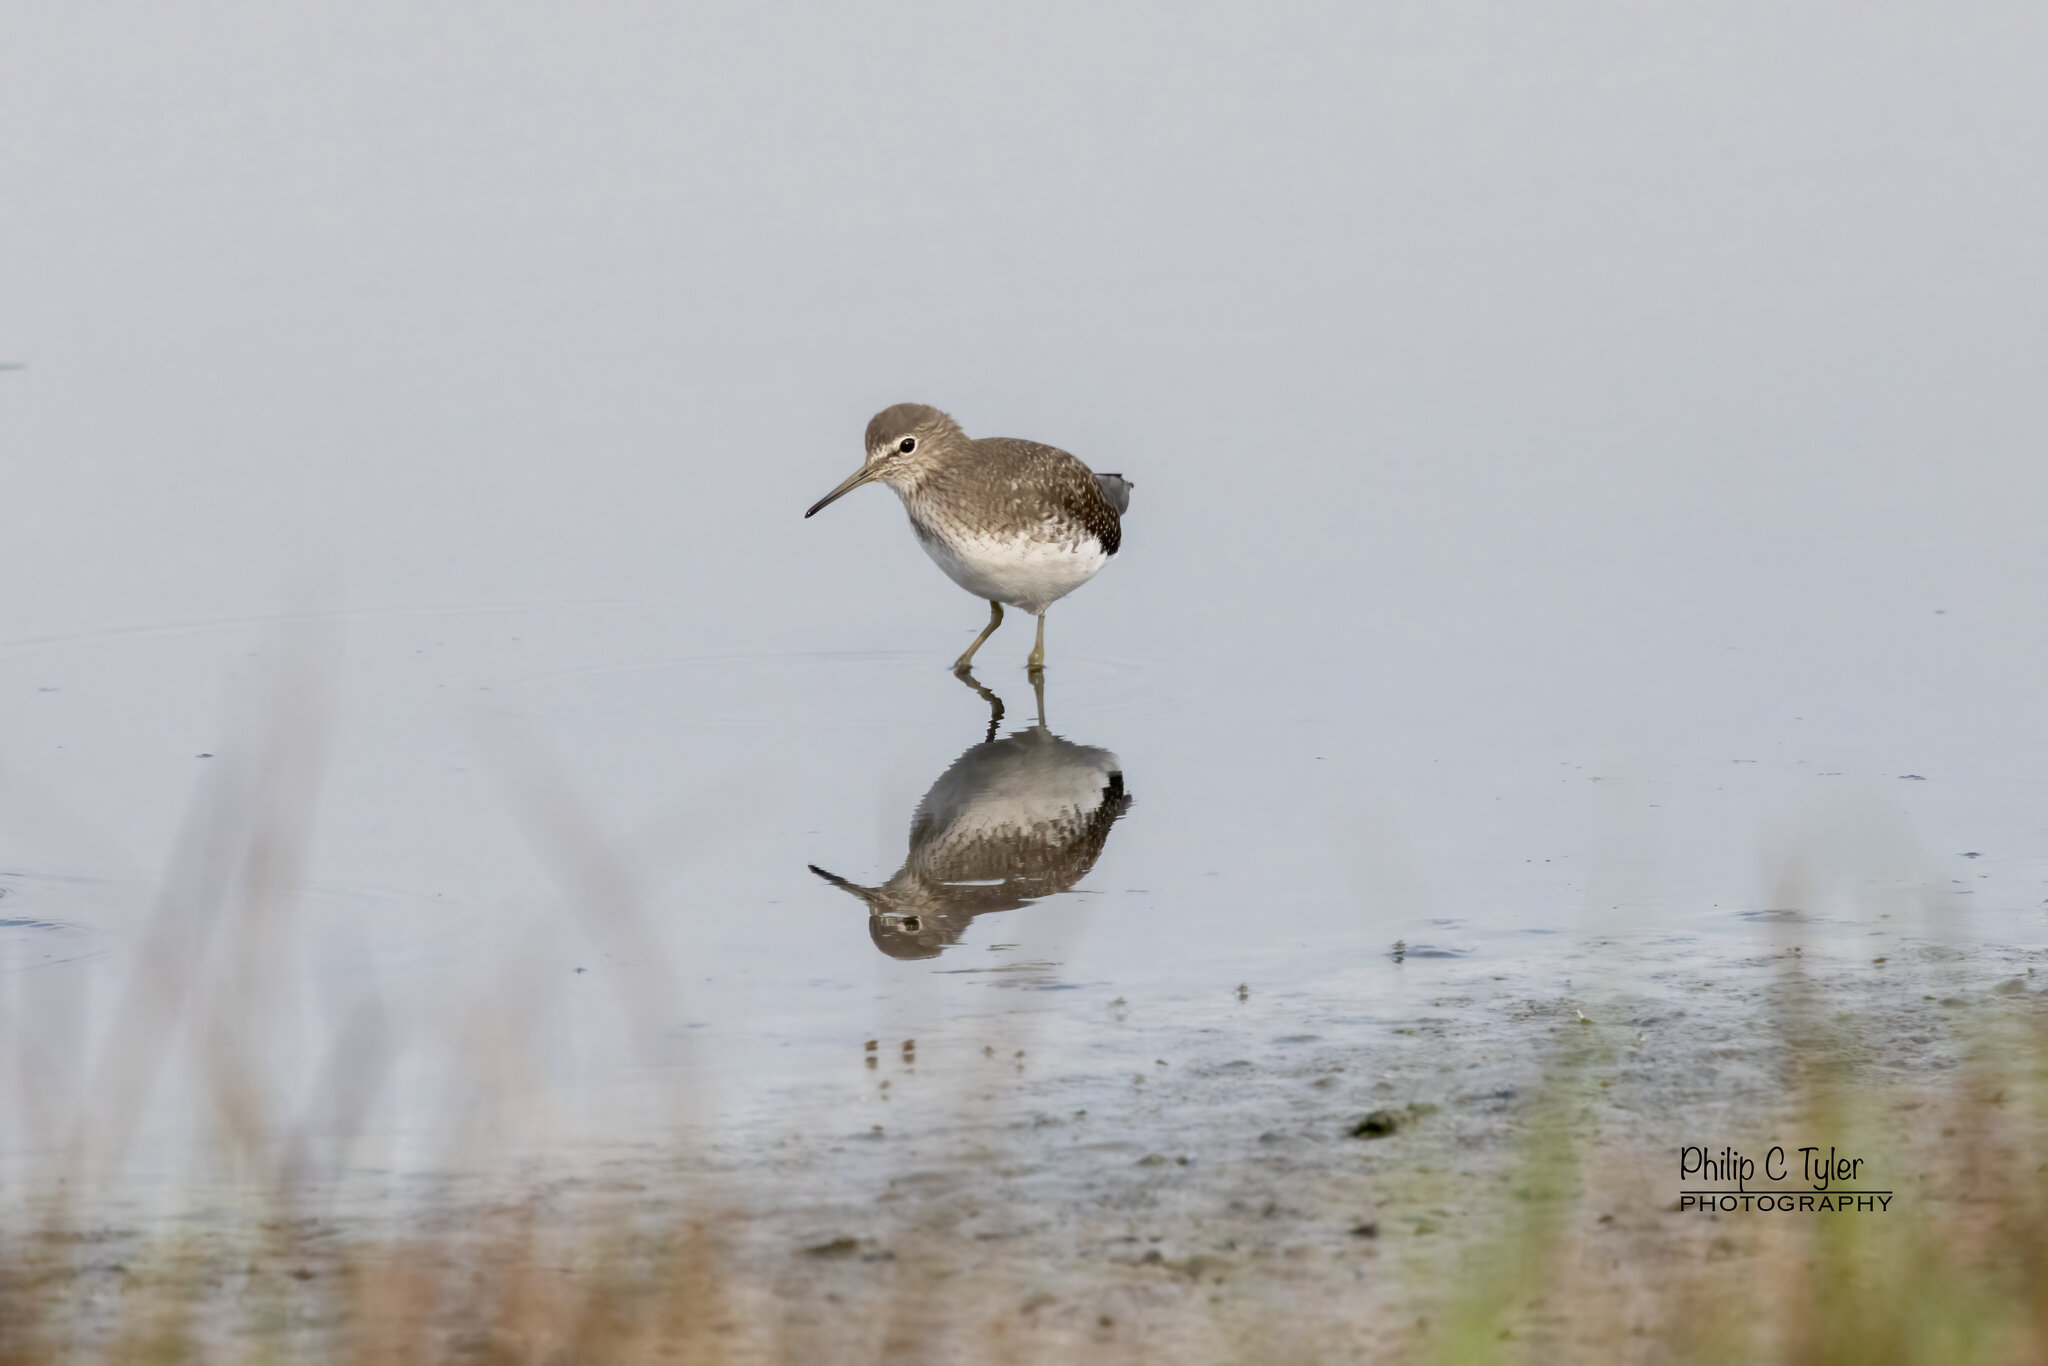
[804, 465, 880, 518]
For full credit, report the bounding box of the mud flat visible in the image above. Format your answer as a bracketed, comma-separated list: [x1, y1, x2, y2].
[9, 931, 2042, 1362]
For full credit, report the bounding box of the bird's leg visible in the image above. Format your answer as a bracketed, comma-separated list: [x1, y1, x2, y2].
[1030, 665, 1046, 728]
[1026, 613, 1046, 672]
[954, 600, 1003, 674]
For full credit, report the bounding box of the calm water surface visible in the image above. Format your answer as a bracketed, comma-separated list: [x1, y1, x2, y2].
[1, 582, 2041, 1179]
[2, 1, 2044, 1194]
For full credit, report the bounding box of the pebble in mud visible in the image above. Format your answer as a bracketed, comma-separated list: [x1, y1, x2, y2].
[804, 1237, 860, 1258]
[1351, 1102, 1437, 1139]
[1351, 1110, 1405, 1138]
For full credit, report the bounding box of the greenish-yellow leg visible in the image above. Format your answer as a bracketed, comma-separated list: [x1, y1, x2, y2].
[954, 600, 1003, 673]
[1026, 613, 1046, 671]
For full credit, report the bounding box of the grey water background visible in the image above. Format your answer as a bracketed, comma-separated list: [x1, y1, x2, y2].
[2, 5, 2045, 1166]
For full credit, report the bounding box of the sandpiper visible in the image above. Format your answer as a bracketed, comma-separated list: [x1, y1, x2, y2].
[804, 403, 1131, 672]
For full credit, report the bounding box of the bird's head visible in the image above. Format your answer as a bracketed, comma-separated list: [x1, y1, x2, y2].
[804, 403, 965, 517]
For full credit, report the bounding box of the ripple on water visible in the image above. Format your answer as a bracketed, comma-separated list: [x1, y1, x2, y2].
[1388, 942, 1471, 962]
[0, 912, 107, 973]
[482, 649, 1189, 728]
[0, 874, 125, 972]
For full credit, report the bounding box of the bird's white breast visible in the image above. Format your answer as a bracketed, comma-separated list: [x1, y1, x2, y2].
[913, 522, 1109, 615]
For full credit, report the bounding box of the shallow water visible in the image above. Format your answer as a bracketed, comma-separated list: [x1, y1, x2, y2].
[1, 592, 2042, 1192]
[3, 3, 2046, 1211]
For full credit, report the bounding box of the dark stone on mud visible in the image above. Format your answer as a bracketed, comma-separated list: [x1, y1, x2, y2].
[804, 1237, 860, 1258]
[1351, 1101, 1436, 1138]
[1351, 1110, 1405, 1138]
[1349, 1222, 1379, 1238]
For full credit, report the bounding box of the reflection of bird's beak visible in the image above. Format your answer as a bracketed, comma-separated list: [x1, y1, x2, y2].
[804, 465, 881, 518]
[808, 863, 881, 910]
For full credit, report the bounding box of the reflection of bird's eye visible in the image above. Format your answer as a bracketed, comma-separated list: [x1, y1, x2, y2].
[902, 916, 921, 931]
[898, 437, 917, 454]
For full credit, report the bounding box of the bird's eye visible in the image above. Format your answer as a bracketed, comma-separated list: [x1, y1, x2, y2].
[897, 437, 917, 454]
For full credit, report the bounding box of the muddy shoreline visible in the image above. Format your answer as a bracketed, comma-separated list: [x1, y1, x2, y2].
[10, 933, 2040, 1361]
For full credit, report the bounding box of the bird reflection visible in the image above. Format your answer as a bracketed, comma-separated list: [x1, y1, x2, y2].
[808, 672, 1132, 959]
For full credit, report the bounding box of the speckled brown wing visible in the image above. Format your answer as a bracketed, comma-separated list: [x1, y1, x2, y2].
[968, 438, 1124, 556]
[1061, 467, 1122, 556]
